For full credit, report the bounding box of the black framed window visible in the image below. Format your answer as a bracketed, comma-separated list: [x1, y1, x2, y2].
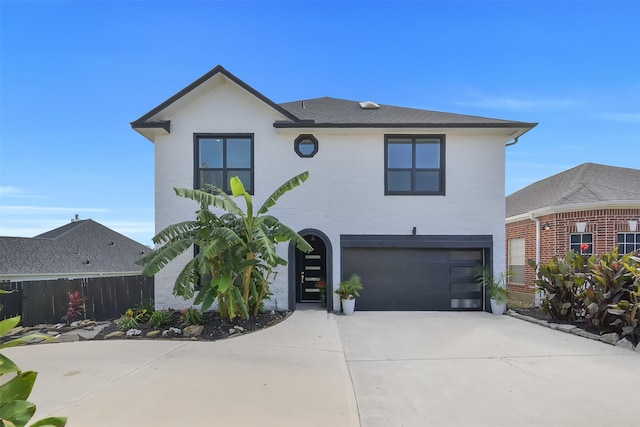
[570, 233, 593, 255]
[385, 135, 445, 195]
[618, 232, 640, 254]
[195, 134, 254, 193]
[294, 134, 318, 158]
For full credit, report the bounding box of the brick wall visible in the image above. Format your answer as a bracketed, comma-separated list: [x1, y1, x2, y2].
[506, 208, 640, 300]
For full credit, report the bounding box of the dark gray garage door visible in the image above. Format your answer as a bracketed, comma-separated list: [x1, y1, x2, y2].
[342, 247, 485, 311]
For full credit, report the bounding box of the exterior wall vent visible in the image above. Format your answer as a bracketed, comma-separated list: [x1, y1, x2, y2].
[359, 101, 380, 109]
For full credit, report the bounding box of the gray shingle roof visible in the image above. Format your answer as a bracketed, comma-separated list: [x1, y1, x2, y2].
[0, 220, 150, 277]
[506, 163, 640, 217]
[131, 65, 537, 138]
[278, 97, 535, 128]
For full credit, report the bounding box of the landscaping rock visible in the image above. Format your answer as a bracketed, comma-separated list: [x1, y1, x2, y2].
[126, 329, 142, 337]
[184, 325, 203, 337]
[146, 330, 161, 338]
[5, 327, 25, 337]
[59, 333, 80, 343]
[105, 331, 125, 339]
[636, 343, 640, 353]
[571, 329, 600, 341]
[615, 338, 634, 350]
[600, 333, 620, 345]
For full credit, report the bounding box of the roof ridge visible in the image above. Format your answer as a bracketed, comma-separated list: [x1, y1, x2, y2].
[555, 183, 599, 205]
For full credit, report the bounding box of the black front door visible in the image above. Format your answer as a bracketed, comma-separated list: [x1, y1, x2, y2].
[296, 235, 327, 302]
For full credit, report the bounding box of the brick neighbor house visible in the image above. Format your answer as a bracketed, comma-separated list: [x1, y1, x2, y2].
[505, 163, 640, 306]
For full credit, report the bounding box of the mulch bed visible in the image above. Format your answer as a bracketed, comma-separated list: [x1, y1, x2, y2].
[93, 310, 291, 341]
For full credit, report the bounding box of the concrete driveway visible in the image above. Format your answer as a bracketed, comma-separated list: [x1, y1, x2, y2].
[3, 310, 358, 427]
[2, 310, 638, 427]
[335, 311, 639, 427]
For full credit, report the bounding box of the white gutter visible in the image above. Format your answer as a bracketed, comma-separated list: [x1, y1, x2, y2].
[506, 200, 640, 224]
[529, 212, 542, 307]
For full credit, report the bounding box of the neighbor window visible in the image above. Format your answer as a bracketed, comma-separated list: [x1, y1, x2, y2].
[508, 238, 525, 284]
[618, 232, 640, 254]
[385, 135, 445, 195]
[570, 233, 593, 255]
[195, 134, 253, 193]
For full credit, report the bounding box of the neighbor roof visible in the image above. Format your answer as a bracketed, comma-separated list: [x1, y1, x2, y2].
[506, 163, 640, 217]
[0, 219, 149, 277]
[131, 65, 537, 139]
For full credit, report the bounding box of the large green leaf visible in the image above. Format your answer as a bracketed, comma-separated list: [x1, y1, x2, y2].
[0, 355, 19, 376]
[0, 318, 20, 338]
[258, 171, 309, 214]
[29, 417, 67, 427]
[213, 275, 233, 294]
[0, 372, 36, 405]
[173, 257, 201, 299]
[140, 238, 195, 276]
[201, 228, 243, 258]
[148, 220, 199, 246]
[193, 284, 217, 312]
[0, 400, 36, 427]
[175, 187, 243, 216]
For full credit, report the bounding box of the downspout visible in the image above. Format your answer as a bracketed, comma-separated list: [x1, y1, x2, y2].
[529, 212, 542, 307]
[506, 137, 519, 147]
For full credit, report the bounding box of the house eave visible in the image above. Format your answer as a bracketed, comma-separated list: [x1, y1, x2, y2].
[274, 121, 538, 129]
[506, 200, 640, 224]
[130, 121, 171, 142]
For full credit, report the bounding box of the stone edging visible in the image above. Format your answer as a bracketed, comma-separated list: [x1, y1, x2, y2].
[506, 310, 640, 353]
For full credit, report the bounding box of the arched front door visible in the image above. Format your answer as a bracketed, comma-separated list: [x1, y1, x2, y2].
[295, 234, 327, 302]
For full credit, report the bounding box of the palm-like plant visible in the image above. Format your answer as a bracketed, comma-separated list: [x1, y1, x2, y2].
[138, 172, 312, 319]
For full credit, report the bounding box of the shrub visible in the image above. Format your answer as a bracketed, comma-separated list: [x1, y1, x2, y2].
[116, 308, 148, 331]
[586, 250, 639, 342]
[61, 290, 86, 325]
[529, 251, 592, 321]
[335, 274, 363, 300]
[531, 249, 640, 345]
[180, 307, 204, 326]
[148, 310, 172, 329]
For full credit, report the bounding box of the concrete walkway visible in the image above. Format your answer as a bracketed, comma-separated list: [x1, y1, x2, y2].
[3, 310, 359, 427]
[335, 311, 639, 427]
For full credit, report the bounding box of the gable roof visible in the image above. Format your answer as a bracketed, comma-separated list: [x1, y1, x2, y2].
[506, 163, 640, 218]
[130, 65, 300, 140]
[0, 219, 150, 278]
[277, 96, 536, 129]
[131, 65, 537, 140]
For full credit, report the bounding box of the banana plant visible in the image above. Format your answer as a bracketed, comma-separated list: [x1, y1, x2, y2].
[138, 172, 312, 319]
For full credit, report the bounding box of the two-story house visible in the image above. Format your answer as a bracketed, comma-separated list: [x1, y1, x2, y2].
[131, 65, 536, 312]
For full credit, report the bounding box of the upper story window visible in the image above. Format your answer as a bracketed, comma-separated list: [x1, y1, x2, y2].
[618, 232, 640, 254]
[570, 233, 593, 256]
[294, 134, 318, 158]
[195, 134, 254, 193]
[385, 135, 445, 195]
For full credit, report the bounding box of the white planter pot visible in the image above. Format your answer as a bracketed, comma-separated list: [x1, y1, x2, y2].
[490, 298, 506, 316]
[342, 298, 356, 316]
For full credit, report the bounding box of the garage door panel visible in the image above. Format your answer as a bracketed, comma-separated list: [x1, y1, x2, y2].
[342, 247, 483, 311]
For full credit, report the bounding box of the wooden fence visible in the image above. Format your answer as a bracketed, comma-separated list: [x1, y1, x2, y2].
[0, 275, 154, 326]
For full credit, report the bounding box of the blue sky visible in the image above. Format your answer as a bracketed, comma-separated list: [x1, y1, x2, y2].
[1, 0, 639, 246]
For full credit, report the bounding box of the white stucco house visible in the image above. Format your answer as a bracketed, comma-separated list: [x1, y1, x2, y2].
[131, 65, 537, 312]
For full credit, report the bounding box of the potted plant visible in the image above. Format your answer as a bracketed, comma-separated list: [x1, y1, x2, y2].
[473, 266, 513, 315]
[335, 274, 363, 315]
[316, 279, 327, 308]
